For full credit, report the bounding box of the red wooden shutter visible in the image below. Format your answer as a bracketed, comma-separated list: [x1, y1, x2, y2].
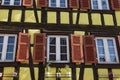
[33, 33, 46, 62]
[84, 35, 97, 63]
[111, 0, 120, 10]
[37, 0, 47, 8]
[71, 34, 84, 63]
[69, 0, 79, 8]
[16, 33, 30, 62]
[80, 0, 90, 9]
[23, 0, 33, 6]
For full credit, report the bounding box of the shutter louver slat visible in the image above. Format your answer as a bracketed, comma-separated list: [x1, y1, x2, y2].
[23, 0, 33, 6]
[16, 33, 30, 62]
[80, 0, 90, 9]
[84, 35, 96, 63]
[111, 0, 120, 10]
[33, 33, 46, 62]
[69, 0, 79, 8]
[37, 0, 47, 8]
[71, 34, 84, 63]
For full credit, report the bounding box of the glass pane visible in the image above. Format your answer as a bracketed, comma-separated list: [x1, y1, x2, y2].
[60, 38, 67, 45]
[50, 46, 56, 53]
[50, 0, 56, 7]
[61, 54, 67, 60]
[102, 0, 108, 9]
[107, 39, 114, 46]
[110, 56, 116, 62]
[4, 0, 10, 5]
[0, 45, 3, 52]
[7, 45, 14, 52]
[92, 0, 98, 9]
[49, 54, 56, 61]
[0, 36, 4, 43]
[96, 39, 106, 62]
[60, 0, 66, 7]
[50, 37, 56, 45]
[6, 53, 13, 60]
[0, 53, 2, 60]
[8, 36, 15, 43]
[60, 46, 67, 53]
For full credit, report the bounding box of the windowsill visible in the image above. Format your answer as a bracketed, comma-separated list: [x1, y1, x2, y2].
[98, 62, 119, 64]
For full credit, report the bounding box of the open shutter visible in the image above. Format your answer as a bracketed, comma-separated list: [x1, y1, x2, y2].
[80, 0, 90, 9]
[84, 35, 96, 63]
[69, 0, 79, 8]
[37, 0, 47, 8]
[33, 33, 46, 62]
[16, 33, 30, 62]
[23, 0, 33, 6]
[71, 34, 84, 63]
[111, 0, 120, 10]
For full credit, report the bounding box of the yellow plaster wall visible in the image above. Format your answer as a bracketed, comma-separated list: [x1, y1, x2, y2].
[1, 9, 120, 80]
[60, 12, 69, 24]
[104, 14, 114, 26]
[79, 13, 89, 25]
[91, 13, 101, 25]
[47, 12, 56, 23]
[11, 10, 22, 22]
[0, 10, 8, 21]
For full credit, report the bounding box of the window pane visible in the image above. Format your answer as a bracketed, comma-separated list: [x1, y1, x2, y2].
[60, 38, 67, 45]
[6, 53, 13, 60]
[0, 53, 2, 60]
[49, 54, 56, 61]
[3, 0, 10, 5]
[92, 0, 98, 9]
[8, 36, 15, 43]
[61, 54, 67, 60]
[102, 0, 108, 9]
[50, 0, 56, 7]
[96, 39, 106, 62]
[14, 0, 21, 5]
[60, 46, 67, 53]
[107, 39, 117, 62]
[0, 36, 4, 43]
[60, 0, 66, 7]
[50, 46, 56, 53]
[7, 45, 14, 52]
[50, 37, 56, 44]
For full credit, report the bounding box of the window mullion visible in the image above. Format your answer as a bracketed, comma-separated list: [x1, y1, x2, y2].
[2, 36, 8, 61]
[104, 39, 110, 63]
[57, 0, 60, 7]
[11, 0, 14, 5]
[66, 37, 69, 62]
[56, 37, 60, 61]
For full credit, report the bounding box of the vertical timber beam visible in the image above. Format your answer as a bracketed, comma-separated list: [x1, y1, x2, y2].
[92, 64, 98, 80]
[21, 7, 25, 23]
[41, 8, 47, 24]
[100, 12, 105, 26]
[88, 10, 92, 26]
[13, 63, 20, 80]
[78, 63, 84, 80]
[33, 0, 39, 23]
[71, 63, 76, 80]
[8, 9, 12, 23]
[0, 67, 3, 80]
[38, 63, 45, 80]
[112, 12, 117, 27]
[108, 68, 113, 80]
[29, 46, 35, 80]
[57, 11, 60, 24]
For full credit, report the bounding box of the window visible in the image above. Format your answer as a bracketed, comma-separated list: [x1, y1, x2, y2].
[1, 0, 21, 6]
[49, 0, 67, 8]
[91, 0, 109, 10]
[47, 36, 69, 63]
[0, 34, 17, 62]
[95, 37, 119, 63]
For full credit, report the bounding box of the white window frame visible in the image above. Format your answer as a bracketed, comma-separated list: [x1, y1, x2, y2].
[91, 0, 109, 10]
[95, 37, 119, 64]
[47, 36, 70, 63]
[0, 34, 17, 62]
[49, 0, 68, 8]
[1, 0, 21, 6]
